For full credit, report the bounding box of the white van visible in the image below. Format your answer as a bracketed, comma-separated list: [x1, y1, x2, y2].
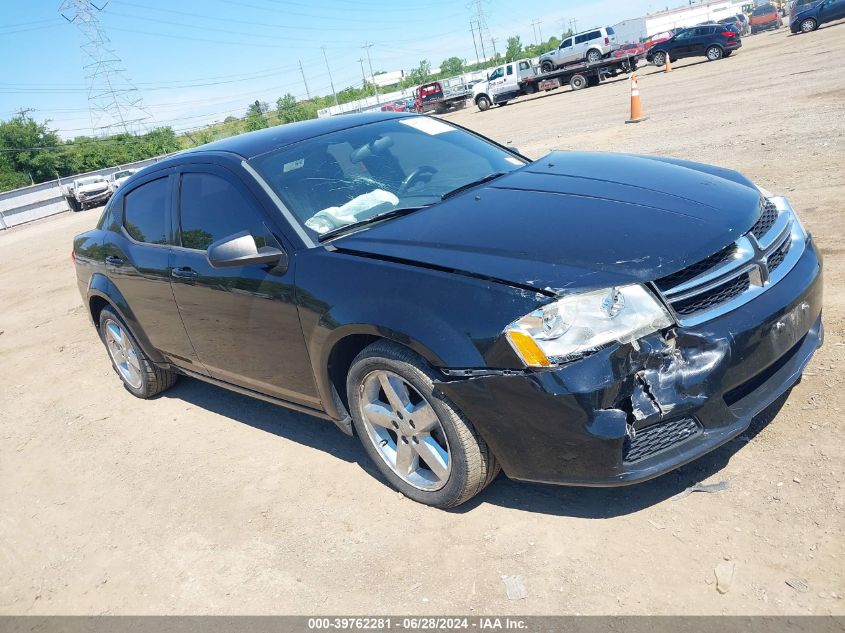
[539, 26, 619, 72]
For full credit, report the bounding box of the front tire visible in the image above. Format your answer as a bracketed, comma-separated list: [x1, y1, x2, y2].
[540, 60, 555, 73]
[476, 95, 491, 111]
[99, 307, 178, 398]
[347, 340, 499, 508]
[706, 45, 724, 61]
[800, 18, 817, 32]
[652, 51, 667, 67]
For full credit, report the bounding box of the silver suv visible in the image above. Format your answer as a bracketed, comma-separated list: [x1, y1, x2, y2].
[539, 26, 619, 72]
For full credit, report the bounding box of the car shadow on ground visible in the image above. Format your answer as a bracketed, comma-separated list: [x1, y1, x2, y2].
[164, 375, 791, 518]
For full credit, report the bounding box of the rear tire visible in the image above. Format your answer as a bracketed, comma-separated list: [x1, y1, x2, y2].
[98, 307, 178, 399]
[706, 45, 723, 61]
[585, 49, 602, 63]
[347, 340, 500, 508]
[570, 74, 587, 90]
[476, 95, 491, 111]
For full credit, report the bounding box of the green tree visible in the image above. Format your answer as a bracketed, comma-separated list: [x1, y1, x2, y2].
[407, 60, 432, 85]
[276, 93, 310, 123]
[439, 56, 464, 77]
[505, 36, 523, 61]
[245, 100, 269, 131]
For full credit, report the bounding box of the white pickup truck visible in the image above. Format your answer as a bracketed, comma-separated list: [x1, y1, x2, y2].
[471, 59, 537, 111]
[63, 175, 112, 211]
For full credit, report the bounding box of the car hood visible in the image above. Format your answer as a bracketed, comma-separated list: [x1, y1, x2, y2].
[333, 151, 762, 295]
[78, 182, 108, 192]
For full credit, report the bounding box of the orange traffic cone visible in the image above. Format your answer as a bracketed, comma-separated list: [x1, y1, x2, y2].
[665, 56, 673, 73]
[625, 74, 648, 124]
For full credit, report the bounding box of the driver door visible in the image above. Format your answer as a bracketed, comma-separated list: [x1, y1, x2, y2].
[669, 29, 694, 58]
[168, 164, 321, 408]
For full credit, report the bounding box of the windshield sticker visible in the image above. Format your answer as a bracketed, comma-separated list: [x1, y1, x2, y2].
[505, 156, 523, 165]
[283, 158, 305, 173]
[398, 117, 453, 136]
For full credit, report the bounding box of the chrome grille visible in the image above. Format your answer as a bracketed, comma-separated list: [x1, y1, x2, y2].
[657, 197, 805, 326]
[751, 199, 778, 239]
[672, 274, 750, 316]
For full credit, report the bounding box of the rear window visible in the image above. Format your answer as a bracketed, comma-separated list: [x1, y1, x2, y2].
[753, 4, 775, 15]
[606, 26, 615, 35]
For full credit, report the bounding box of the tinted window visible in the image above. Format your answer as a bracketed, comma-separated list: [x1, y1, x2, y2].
[123, 178, 168, 244]
[752, 4, 774, 14]
[607, 27, 615, 34]
[179, 172, 271, 251]
[560, 38, 572, 48]
[506, 65, 513, 75]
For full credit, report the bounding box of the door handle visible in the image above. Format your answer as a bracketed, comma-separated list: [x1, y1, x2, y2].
[105, 255, 123, 266]
[171, 266, 198, 280]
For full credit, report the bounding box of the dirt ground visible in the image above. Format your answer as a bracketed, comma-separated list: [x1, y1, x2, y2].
[1, 25, 844, 616]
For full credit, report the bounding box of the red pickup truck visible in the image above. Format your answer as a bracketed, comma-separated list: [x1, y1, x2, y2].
[414, 81, 469, 114]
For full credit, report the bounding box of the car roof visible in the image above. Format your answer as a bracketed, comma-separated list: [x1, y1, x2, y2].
[182, 111, 415, 160]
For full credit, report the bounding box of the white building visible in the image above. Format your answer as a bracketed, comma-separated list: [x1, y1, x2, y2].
[613, 0, 750, 43]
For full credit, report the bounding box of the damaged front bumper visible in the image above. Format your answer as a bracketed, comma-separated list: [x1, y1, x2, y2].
[436, 238, 824, 486]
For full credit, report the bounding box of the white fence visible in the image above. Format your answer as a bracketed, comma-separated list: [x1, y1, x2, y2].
[0, 155, 167, 230]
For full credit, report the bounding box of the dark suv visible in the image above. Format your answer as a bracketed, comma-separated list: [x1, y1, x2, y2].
[646, 24, 742, 66]
[73, 113, 822, 508]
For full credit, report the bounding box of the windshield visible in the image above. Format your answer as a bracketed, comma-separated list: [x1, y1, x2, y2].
[249, 117, 526, 239]
[113, 170, 133, 179]
[77, 176, 105, 186]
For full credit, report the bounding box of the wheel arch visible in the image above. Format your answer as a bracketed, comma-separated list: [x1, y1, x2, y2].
[319, 324, 449, 421]
[86, 273, 165, 364]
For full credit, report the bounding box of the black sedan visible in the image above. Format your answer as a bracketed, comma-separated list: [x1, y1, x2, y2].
[646, 24, 742, 66]
[73, 112, 823, 508]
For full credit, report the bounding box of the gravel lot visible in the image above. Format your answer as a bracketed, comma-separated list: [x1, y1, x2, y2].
[1, 25, 843, 615]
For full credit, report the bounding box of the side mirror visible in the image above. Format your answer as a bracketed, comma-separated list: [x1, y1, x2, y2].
[207, 230, 287, 271]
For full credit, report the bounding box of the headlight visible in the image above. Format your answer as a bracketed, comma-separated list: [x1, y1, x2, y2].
[505, 284, 674, 367]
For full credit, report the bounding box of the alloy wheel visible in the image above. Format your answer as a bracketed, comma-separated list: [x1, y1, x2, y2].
[707, 46, 723, 61]
[801, 19, 816, 32]
[359, 370, 451, 491]
[104, 318, 143, 389]
[586, 50, 602, 63]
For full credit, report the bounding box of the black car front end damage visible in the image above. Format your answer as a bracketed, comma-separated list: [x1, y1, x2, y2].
[435, 205, 823, 487]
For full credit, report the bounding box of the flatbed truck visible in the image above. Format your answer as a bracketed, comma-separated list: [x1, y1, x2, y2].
[471, 54, 641, 112]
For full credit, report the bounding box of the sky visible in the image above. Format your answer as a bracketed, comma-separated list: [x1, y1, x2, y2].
[0, 0, 676, 138]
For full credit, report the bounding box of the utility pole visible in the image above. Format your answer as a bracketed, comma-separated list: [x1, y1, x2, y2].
[537, 19, 543, 43]
[321, 46, 339, 108]
[469, 21, 480, 66]
[362, 42, 378, 101]
[59, 0, 151, 136]
[530, 19, 540, 44]
[298, 60, 311, 101]
[569, 18, 578, 35]
[491, 37, 498, 58]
